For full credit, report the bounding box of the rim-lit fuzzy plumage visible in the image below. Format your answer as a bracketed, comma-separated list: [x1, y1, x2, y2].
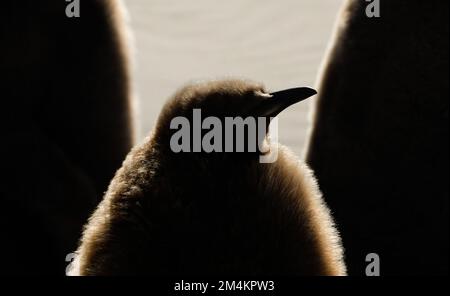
[71, 80, 346, 276]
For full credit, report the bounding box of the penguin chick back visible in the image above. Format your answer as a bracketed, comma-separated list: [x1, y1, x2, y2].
[73, 80, 346, 276]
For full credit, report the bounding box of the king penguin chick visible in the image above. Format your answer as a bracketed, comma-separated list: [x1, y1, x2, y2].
[71, 80, 346, 276]
[0, 0, 134, 275]
[306, 0, 448, 275]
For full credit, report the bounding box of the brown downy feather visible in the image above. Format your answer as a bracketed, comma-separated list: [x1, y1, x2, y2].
[71, 80, 346, 276]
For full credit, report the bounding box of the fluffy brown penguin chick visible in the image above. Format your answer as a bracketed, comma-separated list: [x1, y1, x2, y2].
[306, 0, 449, 275]
[70, 80, 346, 276]
[0, 0, 134, 275]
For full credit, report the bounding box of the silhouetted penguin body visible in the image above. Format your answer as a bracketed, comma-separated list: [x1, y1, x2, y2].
[71, 80, 346, 276]
[0, 0, 134, 274]
[307, 0, 449, 275]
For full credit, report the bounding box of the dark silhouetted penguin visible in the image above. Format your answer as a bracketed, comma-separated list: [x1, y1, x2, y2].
[306, 0, 449, 275]
[70, 80, 346, 276]
[0, 0, 134, 274]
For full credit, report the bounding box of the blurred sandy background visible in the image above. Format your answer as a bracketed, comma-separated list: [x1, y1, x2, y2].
[123, 0, 342, 157]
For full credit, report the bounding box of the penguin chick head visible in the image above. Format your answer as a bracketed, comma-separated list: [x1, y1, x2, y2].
[153, 79, 316, 158]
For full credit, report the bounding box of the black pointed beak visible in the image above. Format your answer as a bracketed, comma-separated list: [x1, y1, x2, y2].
[257, 87, 317, 118]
